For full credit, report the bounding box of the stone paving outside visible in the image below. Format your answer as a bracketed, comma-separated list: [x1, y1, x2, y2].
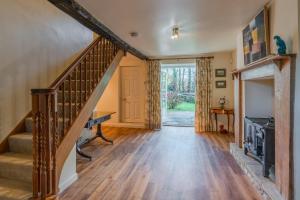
[162, 111, 195, 126]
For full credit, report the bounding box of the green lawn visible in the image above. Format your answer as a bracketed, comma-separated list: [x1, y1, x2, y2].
[168, 102, 195, 112]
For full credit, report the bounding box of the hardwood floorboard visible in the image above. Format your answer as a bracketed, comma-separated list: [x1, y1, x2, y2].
[60, 126, 260, 200]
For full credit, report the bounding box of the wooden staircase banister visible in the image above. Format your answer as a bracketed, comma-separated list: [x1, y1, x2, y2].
[31, 36, 124, 199]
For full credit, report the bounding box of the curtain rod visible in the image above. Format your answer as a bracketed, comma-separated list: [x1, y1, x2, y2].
[150, 56, 214, 61]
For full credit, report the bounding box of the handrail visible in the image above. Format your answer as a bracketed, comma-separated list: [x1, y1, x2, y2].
[31, 36, 122, 199]
[50, 37, 103, 89]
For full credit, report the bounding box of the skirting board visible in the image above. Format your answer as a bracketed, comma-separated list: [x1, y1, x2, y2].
[59, 173, 78, 193]
[102, 122, 146, 129]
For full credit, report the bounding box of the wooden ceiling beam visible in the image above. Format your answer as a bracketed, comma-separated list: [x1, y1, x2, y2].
[49, 0, 148, 60]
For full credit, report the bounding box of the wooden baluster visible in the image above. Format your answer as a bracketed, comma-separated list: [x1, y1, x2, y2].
[90, 50, 92, 92]
[112, 44, 115, 57]
[104, 39, 108, 69]
[109, 43, 112, 62]
[62, 83, 65, 134]
[93, 46, 96, 87]
[107, 42, 111, 63]
[109, 42, 112, 65]
[115, 44, 118, 55]
[85, 58, 88, 100]
[79, 63, 82, 108]
[50, 91, 58, 196]
[97, 42, 100, 82]
[102, 39, 106, 70]
[92, 47, 96, 88]
[106, 40, 110, 67]
[113, 44, 115, 55]
[100, 39, 104, 77]
[68, 75, 72, 125]
[75, 67, 78, 114]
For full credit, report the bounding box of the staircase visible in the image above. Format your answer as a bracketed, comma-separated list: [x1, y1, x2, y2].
[0, 37, 124, 200]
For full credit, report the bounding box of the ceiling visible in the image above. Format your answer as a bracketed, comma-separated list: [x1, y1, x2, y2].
[77, 0, 269, 58]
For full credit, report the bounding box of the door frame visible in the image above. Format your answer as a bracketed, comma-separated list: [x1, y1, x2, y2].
[160, 62, 197, 127]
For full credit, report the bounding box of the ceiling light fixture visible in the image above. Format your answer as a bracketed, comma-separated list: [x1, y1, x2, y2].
[171, 27, 179, 40]
[129, 31, 139, 37]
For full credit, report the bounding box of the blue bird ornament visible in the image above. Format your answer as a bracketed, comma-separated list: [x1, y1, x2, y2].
[273, 35, 286, 55]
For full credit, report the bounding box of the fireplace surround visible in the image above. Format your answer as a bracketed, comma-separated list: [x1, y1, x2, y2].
[232, 54, 296, 200]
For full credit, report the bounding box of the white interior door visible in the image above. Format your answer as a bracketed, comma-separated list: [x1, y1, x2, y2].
[121, 66, 143, 123]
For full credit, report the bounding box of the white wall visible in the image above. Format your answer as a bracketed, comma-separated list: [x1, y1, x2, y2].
[295, 54, 300, 200]
[244, 79, 274, 118]
[59, 146, 78, 192]
[0, 0, 93, 142]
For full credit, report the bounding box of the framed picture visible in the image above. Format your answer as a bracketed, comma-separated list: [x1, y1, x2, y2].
[216, 81, 226, 88]
[215, 69, 226, 77]
[243, 6, 270, 65]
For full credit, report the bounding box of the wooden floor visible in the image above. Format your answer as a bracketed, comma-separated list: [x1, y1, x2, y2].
[60, 127, 260, 200]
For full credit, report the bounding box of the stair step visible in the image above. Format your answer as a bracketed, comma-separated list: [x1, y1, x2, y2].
[0, 153, 32, 183]
[0, 178, 32, 200]
[8, 133, 32, 154]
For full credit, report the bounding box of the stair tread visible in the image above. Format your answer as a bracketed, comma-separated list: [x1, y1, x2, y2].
[8, 133, 33, 155]
[0, 152, 32, 165]
[9, 133, 32, 140]
[0, 178, 32, 200]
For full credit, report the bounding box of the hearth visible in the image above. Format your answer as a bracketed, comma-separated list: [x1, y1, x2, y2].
[244, 117, 275, 179]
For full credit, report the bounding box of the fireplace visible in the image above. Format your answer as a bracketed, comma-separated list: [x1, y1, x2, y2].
[232, 54, 296, 200]
[244, 117, 275, 180]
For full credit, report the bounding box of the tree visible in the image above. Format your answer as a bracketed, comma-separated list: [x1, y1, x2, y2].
[178, 68, 182, 92]
[187, 68, 192, 92]
[182, 68, 186, 92]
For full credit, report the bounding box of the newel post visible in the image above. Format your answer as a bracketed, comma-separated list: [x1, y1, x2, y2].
[31, 89, 58, 200]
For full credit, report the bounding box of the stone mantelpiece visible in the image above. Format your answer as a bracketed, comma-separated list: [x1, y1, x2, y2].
[232, 54, 296, 200]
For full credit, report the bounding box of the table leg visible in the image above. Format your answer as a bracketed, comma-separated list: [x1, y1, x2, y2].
[227, 113, 230, 133]
[97, 123, 113, 144]
[233, 113, 235, 133]
[76, 141, 92, 161]
[215, 113, 218, 132]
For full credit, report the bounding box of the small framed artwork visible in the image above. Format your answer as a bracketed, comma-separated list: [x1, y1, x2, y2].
[215, 69, 226, 77]
[216, 81, 226, 88]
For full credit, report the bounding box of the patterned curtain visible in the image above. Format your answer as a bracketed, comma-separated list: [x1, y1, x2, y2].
[195, 58, 213, 133]
[145, 60, 161, 130]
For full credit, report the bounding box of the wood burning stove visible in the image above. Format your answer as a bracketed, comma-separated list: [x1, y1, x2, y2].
[244, 117, 275, 178]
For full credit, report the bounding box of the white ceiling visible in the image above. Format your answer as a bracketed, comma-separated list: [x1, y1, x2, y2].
[77, 0, 269, 58]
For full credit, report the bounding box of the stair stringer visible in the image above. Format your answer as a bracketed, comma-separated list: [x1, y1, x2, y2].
[54, 50, 124, 193]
